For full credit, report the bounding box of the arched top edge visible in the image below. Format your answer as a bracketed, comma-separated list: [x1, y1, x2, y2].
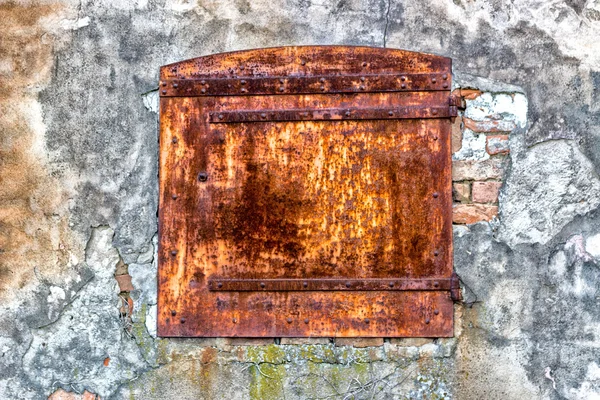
[159, 46, 451, 80]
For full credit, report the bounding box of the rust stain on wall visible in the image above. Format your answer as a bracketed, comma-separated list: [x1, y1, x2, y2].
[0, 2, 77, 301]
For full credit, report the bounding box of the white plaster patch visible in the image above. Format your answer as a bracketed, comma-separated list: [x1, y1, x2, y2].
[47, 286, 66, 304]
[586, 234, 600, 259]
[145, 304, 157, 338]
[142, 90, 159, 114]
[569, 362, 600, 400]
[452, 129, 489, 161]
[61, 16, 91, 31]
[464, 93, 528, 128]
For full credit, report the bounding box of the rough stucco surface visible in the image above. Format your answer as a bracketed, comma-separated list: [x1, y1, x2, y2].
[1, 0, 600, 399]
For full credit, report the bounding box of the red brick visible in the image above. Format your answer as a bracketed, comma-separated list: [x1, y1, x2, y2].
[472, 181, 502, 203]
[452, 158, 504, 181]
[463, 117, 515, 133]
[115, 274, 134, 292]
[335, 338, 384, 348]
[48, 389, 99, 400]
[460, 89, 482, 100]
[452, 204, 498, 224]
[486, 134, 510, 155]
[452, 116, 463, 154]
[103, 357, 110, 367]
[452, 182, 471, 203]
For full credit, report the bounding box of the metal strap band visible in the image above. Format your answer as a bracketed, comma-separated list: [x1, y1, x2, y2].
[159, 73, 451, 97]
[207, 278, 452, 292]
[209, 106, 455, 123]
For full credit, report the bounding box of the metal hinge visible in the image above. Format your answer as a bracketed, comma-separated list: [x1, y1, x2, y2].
[448, 94, 466, 117]
[450, 272, 462, 302]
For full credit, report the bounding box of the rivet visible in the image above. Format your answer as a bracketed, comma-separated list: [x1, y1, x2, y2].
[303, 281, 308, 288]
[260, 282, 266, 288]
[279, 86, 285, 92]
[162, 90, 167, 94]
[233, 318, 237, 323]
[198, 172, 208, 182]
[388, 111, 394, 116]
[359, 85, 365, 90]
[161, 82, 167, 87]
[201, 80, 206, 85]
[432, 78, 437, 83]
[171, 310, 176, 316]
[171, 194, 178, 200]
[345, 282, 351, 288]
[432, 109, 438, 115]
[345, 111, 351, 117]
[433, 192, 439, 198]
[400, 76, 406, 81]
[443, 83, 449, 88]
[434, 281, 440, 288]
[171, 250, 178, 256]
[360, 77, 366, 82]
[425, 318, 430, 324]
[217, 282, 223, 288]
[433, 135, 438, 141]
[227, 84, 232, 88]
[320, 86, 326, 91]
[173, 83, 178, 88]
[362, 62, 368, 67]
[364, 318, 370, 324]
[260, 113, 267, 119]
[201, 88, 206, 94]
[304, 318, 309, 324]
[241, 88, 247, 93]
[304, 112, 309, 117]
[301, 60, 306, 66]
[279, 78, 285, 84]
[218, 114, 224, 120]
[241, 79, 247, 85]
[389, 282, 394, 288]
[239, 65, 245, 70]
[434, 310, 440, 315]
[401, 83, 406, 89]
[287, 318, 293, 323]
[319, 77, 326, 83]
[180, 317, 186, 324]
[172, 137, 178, 144]
[443, 74, 448, 80]
[434, 250, 439, 256]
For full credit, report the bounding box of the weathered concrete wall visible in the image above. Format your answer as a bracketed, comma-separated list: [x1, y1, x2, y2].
[1, 0, 599, 399]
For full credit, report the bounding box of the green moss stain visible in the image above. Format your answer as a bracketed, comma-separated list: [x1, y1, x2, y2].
[246, 344, 286, 364]
[249, 363, 286, 400]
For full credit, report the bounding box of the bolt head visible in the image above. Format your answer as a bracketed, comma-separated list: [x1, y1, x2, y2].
[171, 250, 178, 256]
[260, 282, 265, 288]
[287, 318, 293, 323]
[198, 172, 208, 182]
[425, 318, 430, 324]
[304, 318, 309, 324]
[433, 192, 439, 198]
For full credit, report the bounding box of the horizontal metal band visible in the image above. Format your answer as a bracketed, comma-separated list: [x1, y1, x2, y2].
[209, 106, 455, 123]
[207, 278, 452, 292]
[159, 73, 451, 97]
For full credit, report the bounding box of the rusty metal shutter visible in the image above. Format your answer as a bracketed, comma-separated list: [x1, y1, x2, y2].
[158, 46, 460, 338]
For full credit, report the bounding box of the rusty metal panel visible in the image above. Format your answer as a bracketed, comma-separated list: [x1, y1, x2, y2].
[158, 46, 455, 338]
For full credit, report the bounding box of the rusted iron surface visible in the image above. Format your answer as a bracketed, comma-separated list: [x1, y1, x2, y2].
[158, 46, 455, 337]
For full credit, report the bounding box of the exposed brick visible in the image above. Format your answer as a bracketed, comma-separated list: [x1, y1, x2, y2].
[463, 117, 516, 133]
[390, 338, 434, 347]
[48, 389, 99, 400]
[453, 204, 498, 224]
[103, 357, 110, 367]
[452, 182, 471, 203]
[335, 338, 384, 348]
[451, 115, 463, 154]
[452, 158, 504, 181]
[119, 296, 134, 316]
[472, 181, 502, 203]
[486, 134, 510, 155]
[280, 337, 330, 345]
[459, 89, 482, 100]
[115, 274, 134, 292]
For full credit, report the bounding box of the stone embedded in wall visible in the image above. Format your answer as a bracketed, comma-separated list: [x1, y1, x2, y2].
[486, 135, 510, 155]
